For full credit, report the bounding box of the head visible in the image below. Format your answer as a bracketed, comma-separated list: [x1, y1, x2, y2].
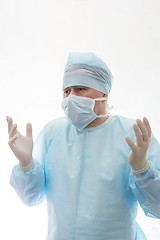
[62, 52, 113, 93]
[62, 52, 113, 128]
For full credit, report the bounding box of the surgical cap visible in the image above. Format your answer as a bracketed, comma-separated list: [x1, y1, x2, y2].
[62, 52, 113, 95]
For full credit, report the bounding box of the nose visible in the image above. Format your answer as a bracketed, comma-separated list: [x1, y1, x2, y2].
[70, 88, 78, 96]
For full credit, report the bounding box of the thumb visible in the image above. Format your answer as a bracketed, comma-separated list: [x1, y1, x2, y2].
[125, 135, 135, 151]
[26, 123, 33, 137]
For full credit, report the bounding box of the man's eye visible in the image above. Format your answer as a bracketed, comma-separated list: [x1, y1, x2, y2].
[64, 90, 70, 94]
[78, 88, 85, 91]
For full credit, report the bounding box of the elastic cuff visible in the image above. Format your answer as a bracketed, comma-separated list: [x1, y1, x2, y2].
[131, 161, 150, 175]
[18, 160, 35, 172]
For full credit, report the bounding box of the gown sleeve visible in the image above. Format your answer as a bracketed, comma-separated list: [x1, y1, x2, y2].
[129, 132, 160, 218]
[9, 117, 66, 207]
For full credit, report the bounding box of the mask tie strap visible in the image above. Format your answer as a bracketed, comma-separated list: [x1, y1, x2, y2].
[94, 97, 108, 101]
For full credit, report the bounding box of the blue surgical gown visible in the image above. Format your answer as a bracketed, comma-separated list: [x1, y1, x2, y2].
[10, 115, 160, 240]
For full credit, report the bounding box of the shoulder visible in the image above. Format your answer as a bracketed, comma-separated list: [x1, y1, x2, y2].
[33, 117, 69, 158]
[112, 115, 136, 127]
[111, 115, 136, 137]
[42, 117, 68, 138]
[34, 117, 68, 144]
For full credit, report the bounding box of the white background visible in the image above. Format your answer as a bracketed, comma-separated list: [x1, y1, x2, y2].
[0, 0, 160, 239]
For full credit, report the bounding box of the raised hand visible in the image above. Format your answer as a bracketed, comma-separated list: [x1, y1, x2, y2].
[125, 117, 151, 171]
[7, 116, 33, 167]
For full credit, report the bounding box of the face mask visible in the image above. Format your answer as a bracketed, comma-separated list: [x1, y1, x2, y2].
[61, 94, 108, 129]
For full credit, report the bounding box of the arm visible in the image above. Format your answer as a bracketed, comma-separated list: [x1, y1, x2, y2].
[7, 116, 45, 207]
[10, 160, 45, 207]
[129, 161, 160, 218]
[125, 117, 160, 218]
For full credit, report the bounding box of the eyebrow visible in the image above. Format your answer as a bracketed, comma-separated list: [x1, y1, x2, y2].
[63, 88, 70, 91]
[64, 86, 89, 90]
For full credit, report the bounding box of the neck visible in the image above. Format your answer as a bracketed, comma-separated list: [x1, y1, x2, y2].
[85, 115, 109, 128]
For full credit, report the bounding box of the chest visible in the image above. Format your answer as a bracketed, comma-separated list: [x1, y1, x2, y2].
[45, 127, 131, 188]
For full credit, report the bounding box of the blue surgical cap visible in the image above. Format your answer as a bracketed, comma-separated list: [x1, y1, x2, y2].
[62, 52, 113, 95]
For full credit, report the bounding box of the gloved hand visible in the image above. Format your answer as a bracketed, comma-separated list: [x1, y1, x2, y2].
[6, 116, 33, 167]
[125, 117, 151, 171]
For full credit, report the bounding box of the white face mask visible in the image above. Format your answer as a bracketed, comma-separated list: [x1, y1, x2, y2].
[61, 94, 108, 129]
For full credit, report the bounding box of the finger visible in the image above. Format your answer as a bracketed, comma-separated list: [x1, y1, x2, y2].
[8, 133, 19, 147]
[143, 117, 151, 138]
[7, 116, 13, 134]
[133, 123, 143, 146]
[9, 123, 17, 139]
[125, 135, 136, 151]
[26, 123, 32, 137]
[136, 119, 148, 142]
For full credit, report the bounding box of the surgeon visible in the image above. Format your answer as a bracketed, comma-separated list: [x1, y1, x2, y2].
[7, 52, 160, 240]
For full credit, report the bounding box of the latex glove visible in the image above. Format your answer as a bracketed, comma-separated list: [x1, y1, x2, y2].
[7, 116, 33, 167]
[125, 117, 151, 171]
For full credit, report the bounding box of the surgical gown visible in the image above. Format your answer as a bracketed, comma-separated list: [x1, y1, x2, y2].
[10, 115, 160, 240]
